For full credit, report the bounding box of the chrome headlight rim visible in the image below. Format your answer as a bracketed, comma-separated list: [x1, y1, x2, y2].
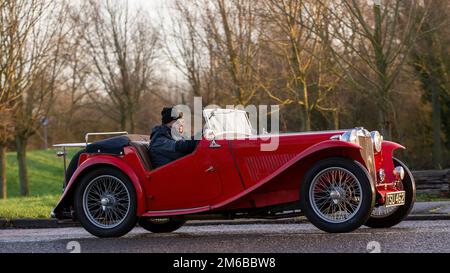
[332, 128, 383, 153]
[370, 131, 383, 153]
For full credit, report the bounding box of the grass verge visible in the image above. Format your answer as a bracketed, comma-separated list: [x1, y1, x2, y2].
[0, 195, 60, 220]
[1, 149, 78, 219]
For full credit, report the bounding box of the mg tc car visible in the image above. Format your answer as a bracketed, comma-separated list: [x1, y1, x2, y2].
[52, 109, 415, 237]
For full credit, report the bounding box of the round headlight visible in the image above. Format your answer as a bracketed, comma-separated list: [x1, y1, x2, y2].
[370, 131, 383, 152]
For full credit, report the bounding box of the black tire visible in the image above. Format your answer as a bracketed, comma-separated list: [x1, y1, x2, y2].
[365, 158, 416, 228]
[138, 217, 186, 233]
[300, 157, 375, 233]
[74, 167, 138, 238]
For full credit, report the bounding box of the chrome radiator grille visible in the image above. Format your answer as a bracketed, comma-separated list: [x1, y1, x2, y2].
[358, 136, 377, 184]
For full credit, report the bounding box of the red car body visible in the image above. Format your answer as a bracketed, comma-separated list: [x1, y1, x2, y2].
[53, 130, 404, 220]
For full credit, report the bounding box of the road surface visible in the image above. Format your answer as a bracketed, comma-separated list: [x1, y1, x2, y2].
[0, 220, 449, 253]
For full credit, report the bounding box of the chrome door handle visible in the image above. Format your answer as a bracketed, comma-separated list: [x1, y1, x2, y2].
[205, 166, 216, 173]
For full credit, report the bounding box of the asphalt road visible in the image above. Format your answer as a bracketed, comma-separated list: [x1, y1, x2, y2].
[0, 220, 449, 253]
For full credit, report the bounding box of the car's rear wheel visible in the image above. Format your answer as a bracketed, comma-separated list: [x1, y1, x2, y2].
[74, 167, 138, 238]
[138, 217, 186, 233]
[300, 158, 375, 233]
[365, 158, 416, 228]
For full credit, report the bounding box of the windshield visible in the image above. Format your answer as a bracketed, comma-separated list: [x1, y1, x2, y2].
[204, 109, 253, 137]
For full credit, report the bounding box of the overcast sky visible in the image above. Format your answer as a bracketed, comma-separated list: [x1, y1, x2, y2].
[133, 0, 172, 22]
[129, 0, 185, 86]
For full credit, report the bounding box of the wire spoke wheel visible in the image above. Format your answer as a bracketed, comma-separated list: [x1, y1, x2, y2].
[309, 167, 363, 224]
[83, 175, 131, 229]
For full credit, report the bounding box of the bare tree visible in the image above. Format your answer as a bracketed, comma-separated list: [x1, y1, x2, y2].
[72, 0, 160, 132]
[165, 0, 217, 104]
[411, 0, 449, 169]
[0, 0, 66, 196]
[50, 25, 91, 142]
[0, 106, 13, 198]
[199, 0, 263, 105]
[300, 0, 429, 137]
[13, 1, 68, 196]
[0, 0, 10, 198]
[261, 0, 341, 131]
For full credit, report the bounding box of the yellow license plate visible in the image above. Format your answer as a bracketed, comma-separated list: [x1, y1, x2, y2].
[385, 191, 406, 207]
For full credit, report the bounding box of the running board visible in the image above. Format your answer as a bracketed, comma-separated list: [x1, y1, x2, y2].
[142, 206, 211, 217]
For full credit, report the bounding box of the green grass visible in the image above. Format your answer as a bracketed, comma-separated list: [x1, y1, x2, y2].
[6, 149, 78, 197]
[416, 192, 450, 202]
[1, 149, 78, 219]
[0, 195, 60, 219]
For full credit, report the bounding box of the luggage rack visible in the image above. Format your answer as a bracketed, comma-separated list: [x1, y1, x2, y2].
[53, 131, 128, 188]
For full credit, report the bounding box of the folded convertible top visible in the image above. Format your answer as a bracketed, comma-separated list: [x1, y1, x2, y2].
[85, 134, 150, 155]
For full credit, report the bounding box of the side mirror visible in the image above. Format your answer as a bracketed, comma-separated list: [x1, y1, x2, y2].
[204, 129, 221, 148]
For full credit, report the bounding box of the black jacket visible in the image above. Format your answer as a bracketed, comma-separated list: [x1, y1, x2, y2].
[149, 125, 198, 168]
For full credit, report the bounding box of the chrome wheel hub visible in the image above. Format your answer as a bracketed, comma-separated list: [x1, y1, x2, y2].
[100, 195, 117, 211]
[330, 187, 345, 204]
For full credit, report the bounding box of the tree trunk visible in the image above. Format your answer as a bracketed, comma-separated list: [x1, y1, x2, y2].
[0, 145, 7, 199]
[119, 110, 127, 132]
[431, 80, 443, 169]
[333, 109, 340, 130]
[128, 107, 135, 133]
[16, 136, 29, 196]
[373, 3, 392, 139]
[378, 100, 392, 139]
[303, 85, 311, 132]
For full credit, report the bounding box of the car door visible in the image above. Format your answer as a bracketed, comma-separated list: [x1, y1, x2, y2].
[203, 139, 247, 202]
[145, 139, 224, 211]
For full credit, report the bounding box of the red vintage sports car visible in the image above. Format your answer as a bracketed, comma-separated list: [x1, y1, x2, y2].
[52, 109, 415, 238]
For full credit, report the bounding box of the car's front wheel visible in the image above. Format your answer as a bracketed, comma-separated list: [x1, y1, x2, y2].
[300, 158, 375, 233]
[138, 217, 186, 233]
[74, 167, 138, 238]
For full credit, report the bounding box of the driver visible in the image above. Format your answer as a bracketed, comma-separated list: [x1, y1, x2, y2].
[149, 107, 199, 168]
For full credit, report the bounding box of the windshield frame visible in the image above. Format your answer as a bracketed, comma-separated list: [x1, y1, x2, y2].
[203, 108, 253, 137]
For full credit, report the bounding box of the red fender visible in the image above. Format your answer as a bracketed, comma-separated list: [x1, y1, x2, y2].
[212, 140, 364, 210]
[54, 155, 147, 216]
[380, 141, 406, 182]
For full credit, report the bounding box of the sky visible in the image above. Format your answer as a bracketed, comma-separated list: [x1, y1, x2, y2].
[64, 0, 184, 88]
[130, 0, 186, 87]
[133, 0, 172, 22]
